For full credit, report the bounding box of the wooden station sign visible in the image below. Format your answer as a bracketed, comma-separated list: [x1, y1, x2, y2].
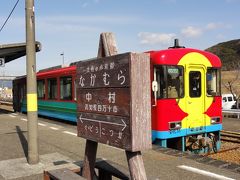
[76, 52, 151, 152]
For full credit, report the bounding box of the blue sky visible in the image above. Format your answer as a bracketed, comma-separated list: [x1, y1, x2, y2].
[0, 0, 240, 76]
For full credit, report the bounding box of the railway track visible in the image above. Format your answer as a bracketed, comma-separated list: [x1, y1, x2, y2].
[1, 103, 239, 143]
[221, 130, 240, 143]
[207, 132, 240, 165]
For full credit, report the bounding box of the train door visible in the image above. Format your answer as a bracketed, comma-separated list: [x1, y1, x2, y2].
[185, 65, 206, 134]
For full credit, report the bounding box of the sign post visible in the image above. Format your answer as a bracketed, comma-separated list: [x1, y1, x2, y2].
[80, 33, 118, 179]
[77, 33, 151, 180]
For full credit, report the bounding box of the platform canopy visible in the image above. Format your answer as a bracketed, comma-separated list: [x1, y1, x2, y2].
[0, 41, 41, 64]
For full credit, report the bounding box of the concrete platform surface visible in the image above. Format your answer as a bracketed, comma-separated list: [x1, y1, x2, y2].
[0, 107, 240, 180]
[0, 153, 80, 180]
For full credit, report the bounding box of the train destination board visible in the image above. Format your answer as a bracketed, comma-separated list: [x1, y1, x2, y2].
[76, 52, 151, 151]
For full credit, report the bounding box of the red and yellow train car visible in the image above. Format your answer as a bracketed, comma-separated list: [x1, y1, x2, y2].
[150, 44, 221, 152]
[13, 42, 222, 152]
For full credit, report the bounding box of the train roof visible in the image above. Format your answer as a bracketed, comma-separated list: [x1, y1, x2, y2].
[70, 57, 98, 66]
[13, 75, 26, 81]
[13, 65, 76, 81]
[38, 65, 63, 73]
[148, 48, 221, 67]
[37, 65, 76, 78]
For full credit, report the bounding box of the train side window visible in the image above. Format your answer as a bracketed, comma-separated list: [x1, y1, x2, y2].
[156, 66, 167, 98]
[37, 80, 45, 99]
[167, 66, 184, 98]
[22, 83, 26, 99]
[48, 78, 57, 100]
[60, 76, 72, 100]
[156, 65, 184, 99]
[74, 79, 77, 101]
[206, 68, 221, 96]
[189, 71, 201, 98]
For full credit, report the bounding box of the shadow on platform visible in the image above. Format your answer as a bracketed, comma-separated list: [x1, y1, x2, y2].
[16, 126, 28, 159]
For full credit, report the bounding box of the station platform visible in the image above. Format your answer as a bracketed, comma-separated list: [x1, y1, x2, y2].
[0, 106, 239, 180]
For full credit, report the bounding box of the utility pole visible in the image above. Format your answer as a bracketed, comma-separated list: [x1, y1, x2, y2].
[25, 0, 39, 164]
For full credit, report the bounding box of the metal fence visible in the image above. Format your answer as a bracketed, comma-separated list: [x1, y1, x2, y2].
[222, 109, 240, 119]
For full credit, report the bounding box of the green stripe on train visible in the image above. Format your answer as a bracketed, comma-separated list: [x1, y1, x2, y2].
[22, 99, 77, 114]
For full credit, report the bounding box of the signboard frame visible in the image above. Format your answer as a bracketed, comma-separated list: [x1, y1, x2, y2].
[76, 52, 151, 152]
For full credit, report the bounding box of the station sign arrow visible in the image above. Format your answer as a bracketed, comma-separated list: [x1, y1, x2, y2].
[79, 114, 127, 131]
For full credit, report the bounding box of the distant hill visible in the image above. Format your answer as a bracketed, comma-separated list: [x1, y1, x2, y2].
[205, 39, 240, 71]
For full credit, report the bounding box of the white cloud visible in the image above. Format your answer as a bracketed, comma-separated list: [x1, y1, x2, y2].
[138, 32, 176, 45]
[37, 21, 100, 34]
[225, 0, 239, 3]
[138, 21, 232, 46]
[205, 23, 221, 30]
[0, 16, 24, 27]
[80, 0, 100, 8]
[35, 15, 138, 34]
[81, 3, 88, 8]
[216, 33, 226, 40]
[38, 15, 137, 25]
[181, 26, 202, 38]
[206, 22, 232, 31]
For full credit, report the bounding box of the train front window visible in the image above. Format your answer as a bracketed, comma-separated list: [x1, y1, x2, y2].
[155, 65, 184, 99]
[60, 76, 72, 100]
[37, 80, 45, 99]
[189, 71, 201, 98]
[207, 68, 221, 96]
[48, 78, 57, 100]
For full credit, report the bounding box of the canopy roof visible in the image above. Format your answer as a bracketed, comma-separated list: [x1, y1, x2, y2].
[0, 41, 41, 63]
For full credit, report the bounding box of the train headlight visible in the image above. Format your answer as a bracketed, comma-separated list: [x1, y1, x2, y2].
[169, 121, 181, 130]
[211, 117, 220, 124]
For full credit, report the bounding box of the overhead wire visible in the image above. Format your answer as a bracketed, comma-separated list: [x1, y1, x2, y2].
[0, 0, 20, 33]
